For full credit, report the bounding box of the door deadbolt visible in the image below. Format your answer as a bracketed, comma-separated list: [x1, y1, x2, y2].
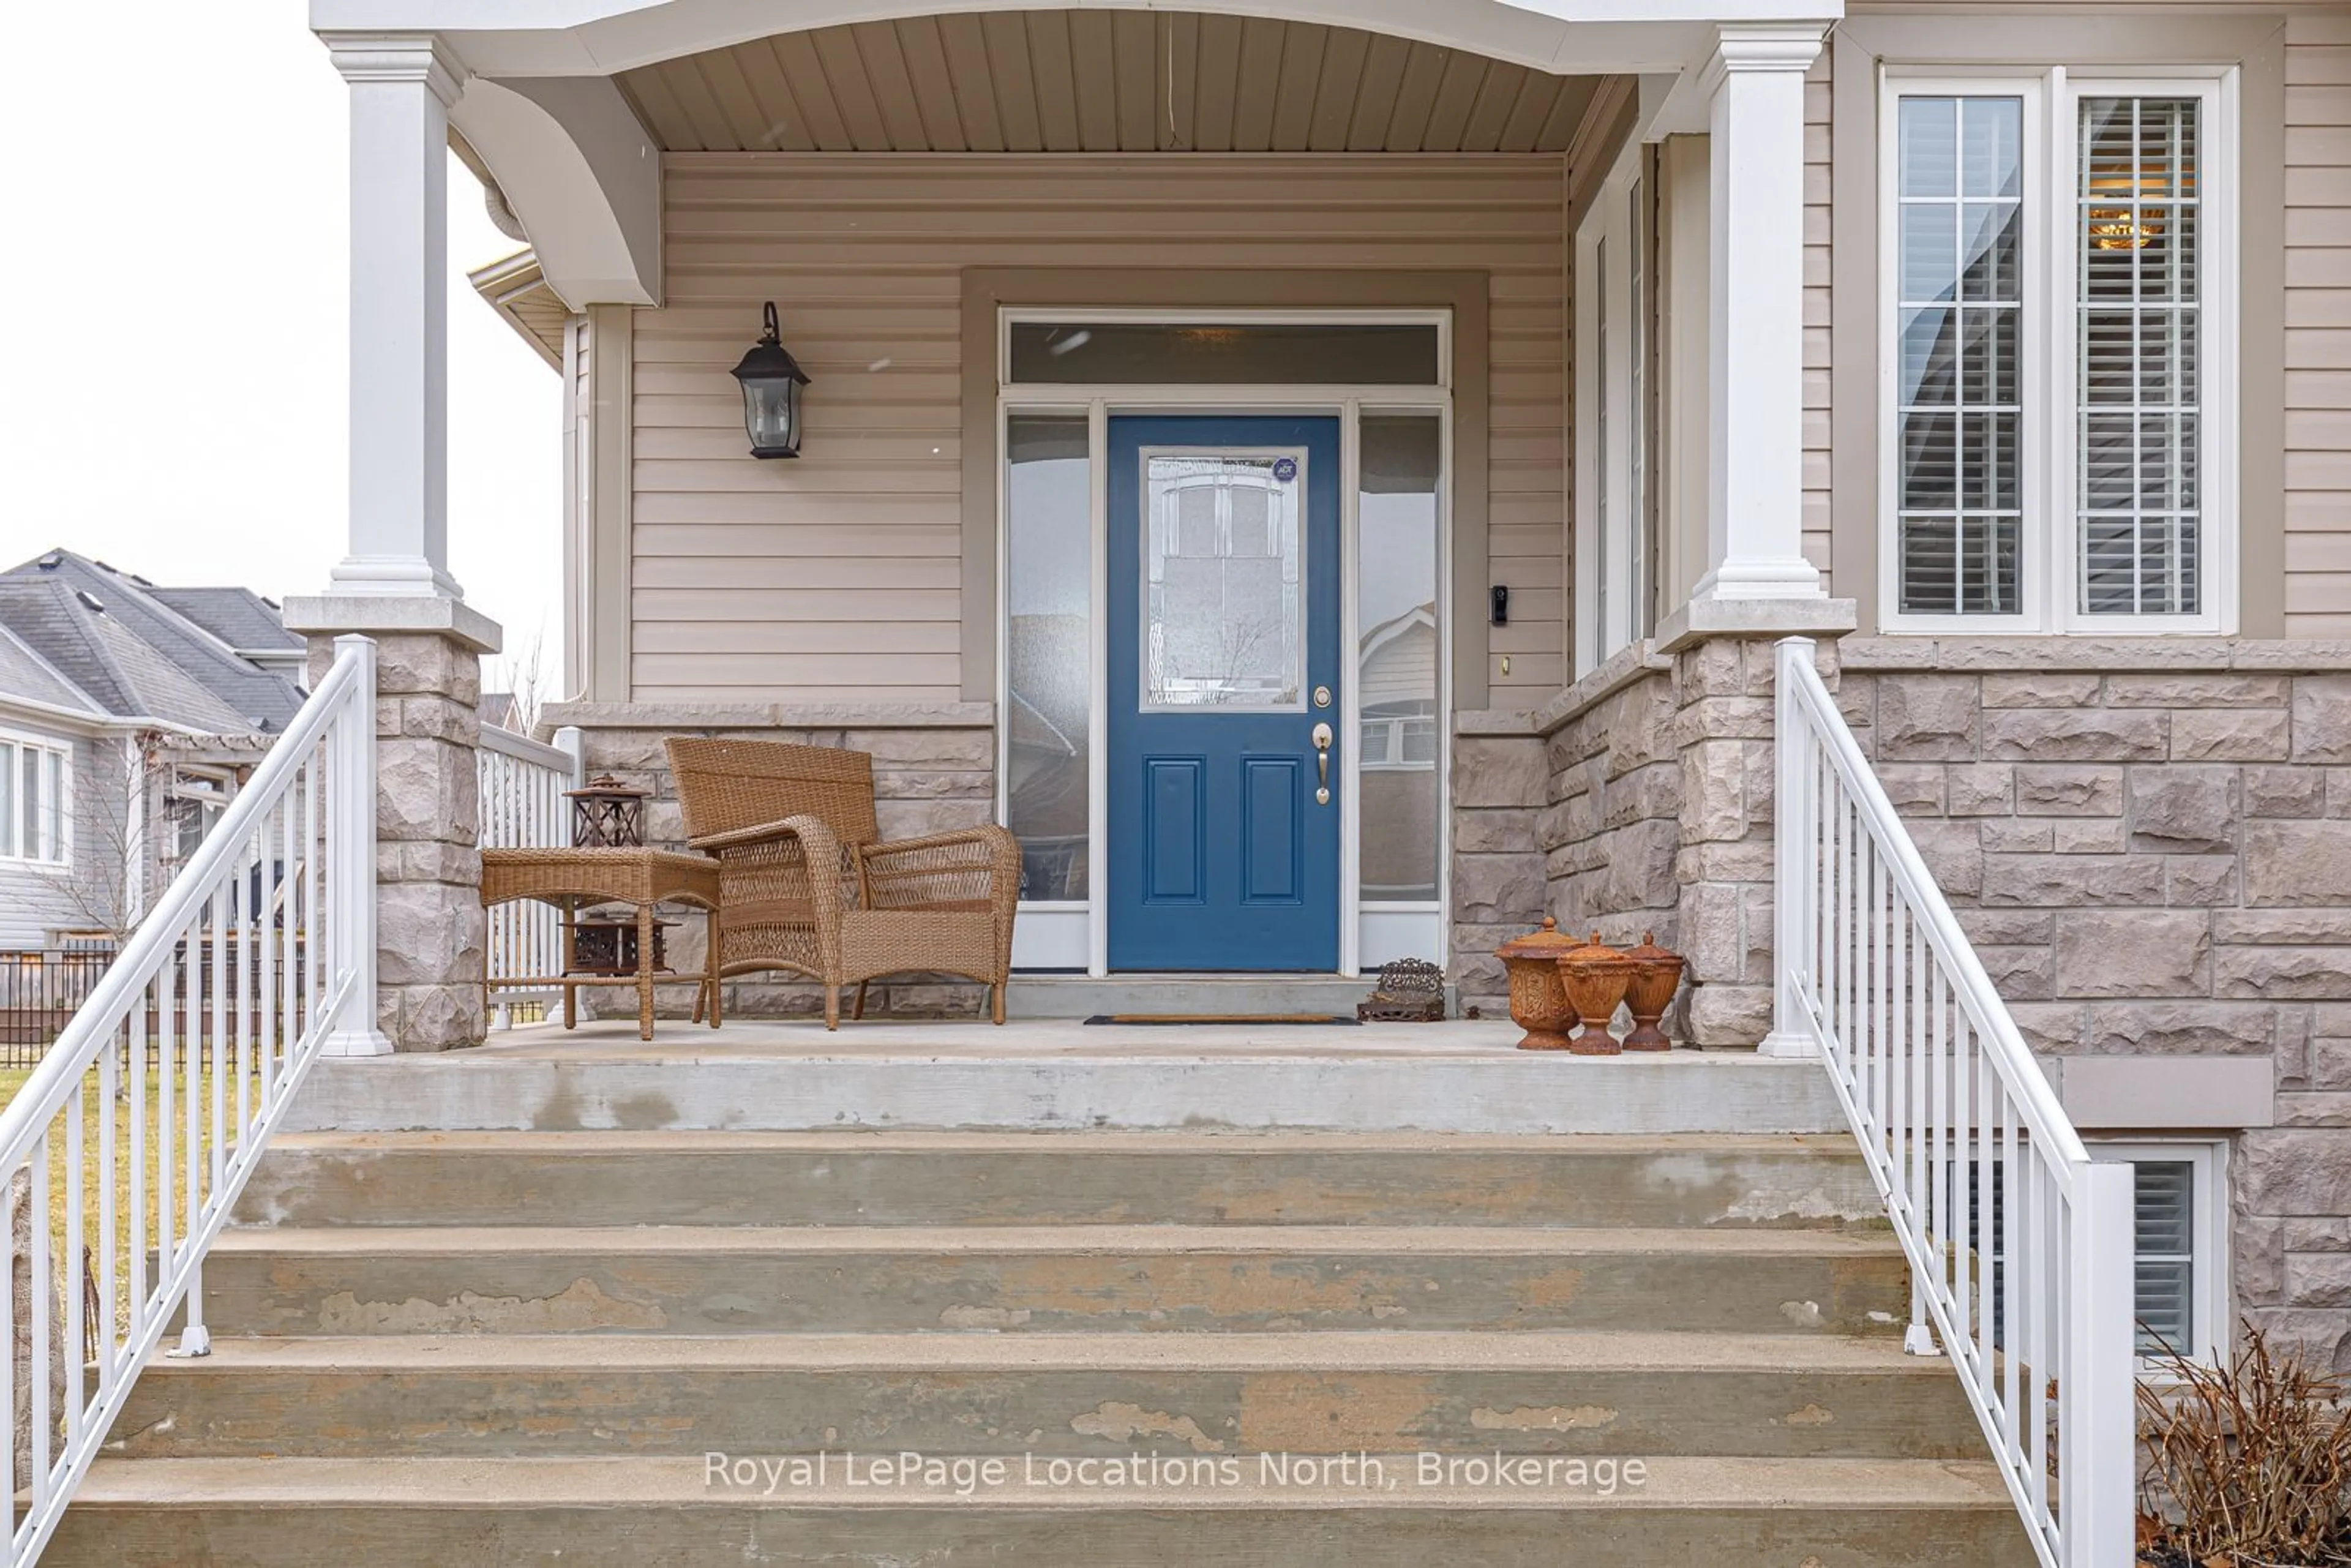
[1313, 685, 1332, 710]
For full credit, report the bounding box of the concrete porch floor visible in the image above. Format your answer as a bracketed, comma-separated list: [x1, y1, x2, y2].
[290, 1018, 1848, 1137]
[476, 1015, 1531, 1058]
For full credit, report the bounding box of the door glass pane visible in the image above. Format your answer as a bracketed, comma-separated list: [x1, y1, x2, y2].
[1896, 95, 2024, 615]
[1142, 451, 1303, 710]
[1007, 416, 1093, 901]
[1359, 415, 1441, 902]
[1011, 323, 1439, 385]
[2079, 96, 2202, 616]
[0, 743, 13, 857]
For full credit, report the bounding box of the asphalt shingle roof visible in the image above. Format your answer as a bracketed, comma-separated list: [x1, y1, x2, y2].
[149, 587, 302, 655]
[0, 552, 304, 732]
[0, 618, 102, 718]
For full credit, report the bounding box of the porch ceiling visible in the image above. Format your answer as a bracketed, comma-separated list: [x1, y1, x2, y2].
[615, 9, 1605, 154]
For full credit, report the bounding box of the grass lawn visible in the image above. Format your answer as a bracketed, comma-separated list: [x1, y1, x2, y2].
[0, 1060, 261, 1346]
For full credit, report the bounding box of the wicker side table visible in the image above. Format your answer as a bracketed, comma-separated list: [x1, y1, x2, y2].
[481, 847, 723, 1041]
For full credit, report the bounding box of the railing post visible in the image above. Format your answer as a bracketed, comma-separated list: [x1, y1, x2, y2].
[167, 1259, 211, 1359]
[1761, 636, 1820, 1058]
[2061, 1158, 2137, 1567]
[553, 725, 587, 788]
[321, 635, 392, 1057]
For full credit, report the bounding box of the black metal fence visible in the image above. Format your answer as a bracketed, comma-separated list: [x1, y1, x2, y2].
[0, 942, 313, 1070]
[0, 948, 114, 1067]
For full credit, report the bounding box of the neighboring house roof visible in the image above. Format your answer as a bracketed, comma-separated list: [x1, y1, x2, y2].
[0, 552, 306, 733]
[148, 587, 302, 658]
[470, 249, 566, 371]
[0, 618, 105, 721]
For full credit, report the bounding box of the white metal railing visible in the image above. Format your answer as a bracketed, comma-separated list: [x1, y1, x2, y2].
[0, 635, 380, 1565]
[1771, 637, 2133, 1568]
[476, 725, 577, 1023]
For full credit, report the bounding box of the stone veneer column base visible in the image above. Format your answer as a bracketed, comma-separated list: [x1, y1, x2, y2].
[1450, 602, 1854, 1048]
[285, 595, 500, 1053]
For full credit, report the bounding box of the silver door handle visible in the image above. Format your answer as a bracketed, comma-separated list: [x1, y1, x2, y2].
[1312, 722, 1333, 806]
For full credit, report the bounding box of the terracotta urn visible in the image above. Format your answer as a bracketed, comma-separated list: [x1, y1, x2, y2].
[1554, 932, 1638, 1056]
[1495, 917, 1581, 1051]
[1620, 932, 1687, 1052]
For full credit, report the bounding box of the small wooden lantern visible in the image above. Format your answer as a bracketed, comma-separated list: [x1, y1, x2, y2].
[568, 915, 676, 976]
[566, 775, 649, 848]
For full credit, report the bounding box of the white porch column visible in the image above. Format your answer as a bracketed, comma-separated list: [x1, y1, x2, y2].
[1696, 24, 1826, 604]
[326, 36, 467, 599]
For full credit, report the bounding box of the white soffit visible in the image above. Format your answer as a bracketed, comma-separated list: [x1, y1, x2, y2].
[467, 249, 568, 370]
[614, 10, 1610, 154]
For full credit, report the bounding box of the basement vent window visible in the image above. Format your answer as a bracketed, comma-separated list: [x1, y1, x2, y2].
[1954, 1141, 2224, 1362]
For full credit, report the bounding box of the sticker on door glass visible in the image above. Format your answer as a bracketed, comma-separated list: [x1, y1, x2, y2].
[1143, 451, 1304, 709]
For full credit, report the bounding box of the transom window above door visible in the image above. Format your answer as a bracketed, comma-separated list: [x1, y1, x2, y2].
[1881, 69, 2237, 634]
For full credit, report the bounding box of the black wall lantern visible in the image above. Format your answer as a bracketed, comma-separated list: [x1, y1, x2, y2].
[732, 301, 812, 459]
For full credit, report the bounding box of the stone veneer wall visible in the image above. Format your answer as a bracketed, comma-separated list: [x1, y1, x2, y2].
[1835, 638, 2351, 1368]
[1451, 634, 1836, 1046]
[545, 703, 997, 1018]
[1456, 630, 2351, 1360]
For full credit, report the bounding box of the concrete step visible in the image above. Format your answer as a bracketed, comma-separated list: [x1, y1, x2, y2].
[108, 1332, 1982, 1463]
[282, 1025, 1847, 1135]
[232, 1130, 1886, 1231]
[49, 1454, 2038, 1566]
[198, 1225, 1910, 1338]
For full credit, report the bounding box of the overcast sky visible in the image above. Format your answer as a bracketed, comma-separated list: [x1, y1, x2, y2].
[0, 4, 563, 696]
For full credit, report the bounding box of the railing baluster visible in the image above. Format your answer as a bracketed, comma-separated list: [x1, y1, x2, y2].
[99, 1027, 118, 1376]
[64, 1081, 83, 1448]
[30, 1132, 50, 1512]
[0, 642, 376, 1564]
[1772, 640, 2129, 1566]
[3, 1153, 16, 1539]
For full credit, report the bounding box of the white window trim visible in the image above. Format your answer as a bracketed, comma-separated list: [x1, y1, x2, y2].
[1877, 65, 2238, 636]
[1575, 138, 1649, 677]
[2088, 1138, 2229, 1369]
[0, 726, 73, 868]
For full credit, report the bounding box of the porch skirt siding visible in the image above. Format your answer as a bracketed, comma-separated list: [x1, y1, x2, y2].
[632, 152, 1568, 704]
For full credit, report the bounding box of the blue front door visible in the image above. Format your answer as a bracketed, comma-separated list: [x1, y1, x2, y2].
[1107, 415, 1341, 972]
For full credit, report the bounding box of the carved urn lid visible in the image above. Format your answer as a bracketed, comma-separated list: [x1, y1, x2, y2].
[1496, 917, 1580, 961]
[1558, 931, 1634, 968]
[1622, 931, 1685, 969]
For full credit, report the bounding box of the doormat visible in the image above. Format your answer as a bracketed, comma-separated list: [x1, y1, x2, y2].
[1083, 1013, 1360, 1026]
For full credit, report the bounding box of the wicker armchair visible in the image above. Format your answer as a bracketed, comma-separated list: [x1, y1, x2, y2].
[665, 738, 1021, 1029]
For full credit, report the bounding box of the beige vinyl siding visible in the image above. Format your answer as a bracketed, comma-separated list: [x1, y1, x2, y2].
[637, 153, 1565, 703]
[1805, 51, 1834, 589]
[2287, 16, 2351, 637]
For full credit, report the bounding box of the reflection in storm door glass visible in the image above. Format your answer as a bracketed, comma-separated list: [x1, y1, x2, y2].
[1143, 452, 1303, 709]
[1005, 416, 1092, 901]
[1358, 415, 1441, 902]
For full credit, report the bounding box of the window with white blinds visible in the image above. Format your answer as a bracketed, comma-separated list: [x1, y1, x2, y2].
[1896, 95, 2025, 617]
[1881, 72, 2234, 634]
[1960, 1143, 2221, 1362]
[2078, 97, 2203, 617]
[2131, 1157, 2198, 1356]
